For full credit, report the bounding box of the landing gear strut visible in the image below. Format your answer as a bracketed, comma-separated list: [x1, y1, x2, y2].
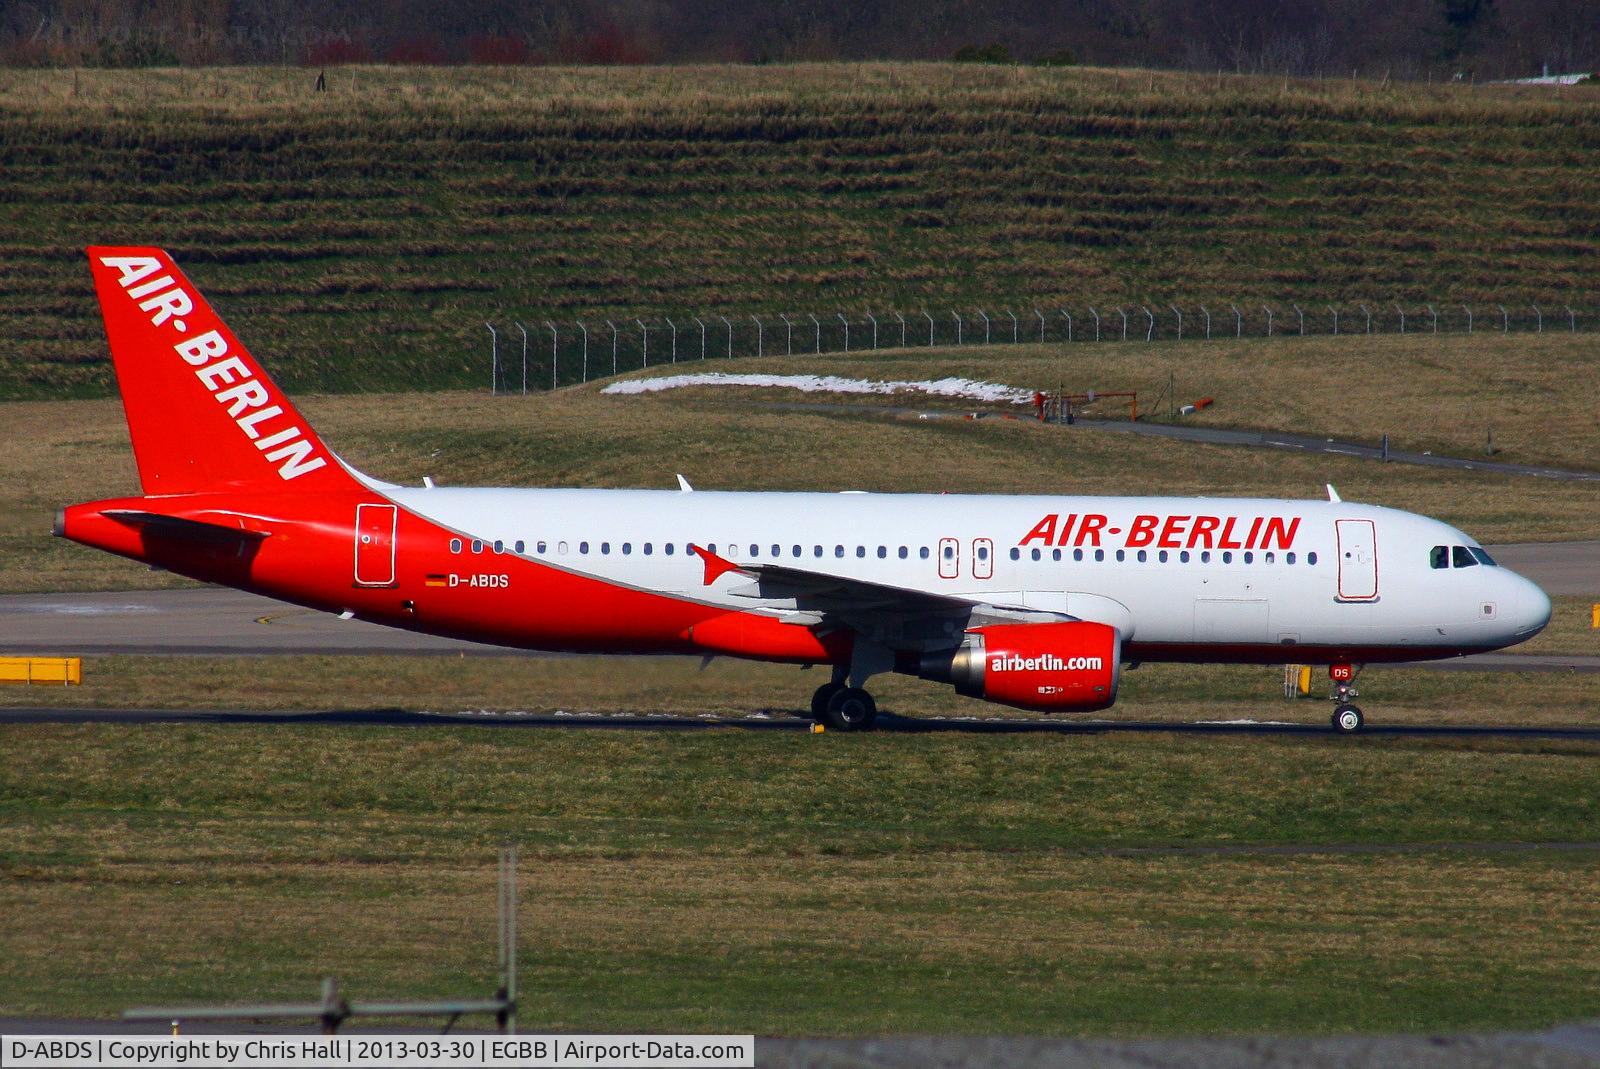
[1328, 662, 1365, 734]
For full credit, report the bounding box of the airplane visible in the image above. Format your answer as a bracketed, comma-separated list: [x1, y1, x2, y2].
[57, 247, 1552, 733]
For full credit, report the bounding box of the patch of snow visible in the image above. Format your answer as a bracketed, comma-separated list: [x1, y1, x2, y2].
[601, 372, 1033, 404]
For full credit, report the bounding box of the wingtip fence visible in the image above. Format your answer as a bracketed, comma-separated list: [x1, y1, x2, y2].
[486, 301, 1593, 394]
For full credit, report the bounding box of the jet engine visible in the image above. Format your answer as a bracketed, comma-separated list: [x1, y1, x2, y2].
[914, 621, 1121, 712]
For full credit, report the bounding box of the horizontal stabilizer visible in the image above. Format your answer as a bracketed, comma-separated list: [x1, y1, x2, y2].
[104, 510, 272, 546]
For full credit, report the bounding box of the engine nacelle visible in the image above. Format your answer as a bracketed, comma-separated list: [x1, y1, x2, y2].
[915, 621, 1121, 712]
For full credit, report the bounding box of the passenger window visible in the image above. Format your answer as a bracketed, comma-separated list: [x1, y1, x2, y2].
[878, 546, 888, 559]
[1094, 549, 1104, 562]
[537, 541, 547, 554]
[1286, 552, 1295, 564]
[793, 545, 802, 557]
[1158, 550, 1169, 563]
[1307, 551, 1317, 565]
[450, 538, 461, 553]
[643, 543, 652, 555]
[1200, 551, 1210, 563]
[493, 540, 504, 554]
[1137, 550, 1147, 563]
[514, 540, 525, 554]
[814, 546, 823, 557]
[1243, 552, 1253, 564]
[943, 545, 954, 559]
[1452, 545, 1478, 568]
[1180, 551, 1190, 563]
[600, 542, 610, 555]
[1010, 548, 1020, 561]
[751, 544, 760, 557]
[772, 544, 781, 557]
[664, 543, 674, 555]
[579, 542, 590, 554]
[855, 546, 866, 558]
[1113, 549, 1122, 562]
[1031, 548, 1041, 561]
[622, 543, 631, 555]
[834, 545, 844, 558]
[558, 541, 569, 554]
[1051, 548, 1061, 561]
[898, 546, 908, 559]
[1265, 551, 1275, 563]
[920, 547, 930, 560]
[471, 540, 483, 553]
[1075, 549, 1084, 562]
[1430, 546, 1449, 569]
[977, 546, 989, 561]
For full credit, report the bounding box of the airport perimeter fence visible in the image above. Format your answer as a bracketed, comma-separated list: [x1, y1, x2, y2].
[484, 300, 1596, 393]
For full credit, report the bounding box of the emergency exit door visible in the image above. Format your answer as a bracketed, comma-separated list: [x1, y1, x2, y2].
[1335, 518, 1378, 601]
[354, 503, 397, 587]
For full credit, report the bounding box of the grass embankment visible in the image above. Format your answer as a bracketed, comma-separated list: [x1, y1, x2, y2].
[2, 64, 1599, 396]
[2, 725, 1597, 1032]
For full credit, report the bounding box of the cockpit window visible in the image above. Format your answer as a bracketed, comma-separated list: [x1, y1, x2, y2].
[1469, 547, 1496, 566]
[1452, 545, 1478, 568]
[1429, 546, 1448, 569]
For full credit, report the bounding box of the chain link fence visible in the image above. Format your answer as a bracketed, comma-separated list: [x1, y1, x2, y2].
[485, 301, 1594, 393]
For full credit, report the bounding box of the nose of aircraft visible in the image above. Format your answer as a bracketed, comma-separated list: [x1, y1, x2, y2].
[1505, 571, 1552, 640]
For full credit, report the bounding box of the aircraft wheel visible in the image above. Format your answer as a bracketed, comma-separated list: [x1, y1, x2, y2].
[824, 687, 878, 732]
[1331, 703, 1364, 734]
[810, 681, 844, 720]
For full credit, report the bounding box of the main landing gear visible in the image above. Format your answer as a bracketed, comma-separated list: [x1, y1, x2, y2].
[1328, 662, 1365, 734]
[810, 680, 878, 732]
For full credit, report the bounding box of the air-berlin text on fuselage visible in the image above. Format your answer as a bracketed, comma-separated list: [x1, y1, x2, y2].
[1018, 512, 1300, 550]
[991, 653, 1103, 672]
[98, 255, 327, 481]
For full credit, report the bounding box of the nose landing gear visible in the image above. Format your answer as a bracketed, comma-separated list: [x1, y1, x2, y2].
[1328, 663, 1364, 733]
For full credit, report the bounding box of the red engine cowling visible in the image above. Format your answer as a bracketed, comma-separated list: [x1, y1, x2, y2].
[917, 621, 1121, 712]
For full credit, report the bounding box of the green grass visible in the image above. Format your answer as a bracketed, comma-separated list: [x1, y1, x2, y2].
[2, 725, 1598, 1032]
[2, 64, 1599, 397]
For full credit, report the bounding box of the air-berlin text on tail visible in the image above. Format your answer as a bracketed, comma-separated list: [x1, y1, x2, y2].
[98, 255, 327, 481]
[1019, 512, 1301, 550]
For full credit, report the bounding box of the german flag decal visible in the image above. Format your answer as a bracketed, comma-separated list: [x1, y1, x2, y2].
[425, 574, 449, 588]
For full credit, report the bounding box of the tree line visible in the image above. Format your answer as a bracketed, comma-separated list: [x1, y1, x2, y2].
[1, 0, 1594, 80]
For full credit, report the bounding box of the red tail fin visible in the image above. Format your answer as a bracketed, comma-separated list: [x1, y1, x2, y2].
[88, 247, 354, 495]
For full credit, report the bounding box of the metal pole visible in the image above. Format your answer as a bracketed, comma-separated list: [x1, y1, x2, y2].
[1143, 306, 1154, 341]
[867, 312, 878, 349]
[636, 318, 648, 367]
[1230, 303, 1241, 338]
[607, 320, 618, 374]
[1566, 305, 1576, 332]
[1089, 307, 1100, 341]
[485, 322, 498, 396]
[1262, 304, 1273, 336]
[666, 317, 677, 363]
[780, 313, 792, 355]
[1007, 309, 1018, 343]
[1060, 309, 1072, 342]
[1463, 305, 1472, 333]
[544, 321, 557, 389]
[694, 316, 706, 360]
[895, 312, 907, 347]
[1293, 303, 1304, 335]
[718, 315, 732, 358]
[1035, 308, 1046, 342]
[1427, 304, 1437, 333]
[838, 312, 849, 352]
[978, 309, 990, 344]
[751, 314, 763, 356]
[923, 310, 934, 345]
[1170, 304, 1182, 339]
[953, 311, 963, 345]
[1532, 304, 1542, 333]
[1329, 305, 1338, 335]
[1117, 307, 1127, 341]
[577, 321, 589, 380]
[809, 313, 820, 353]
[514, 322, 527, 395]
[1360, 304, 1371, 334]
[1498, 304, 1508, 332]
[1394, 303, 1405, 334]
[1201, 305, 1211, 339]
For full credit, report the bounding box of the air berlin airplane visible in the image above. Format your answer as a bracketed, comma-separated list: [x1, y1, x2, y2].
[58, 248, 1552, 732]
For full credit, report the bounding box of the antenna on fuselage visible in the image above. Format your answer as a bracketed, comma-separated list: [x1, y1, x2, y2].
[676, 474, 694, 492]
[1326, 484, 1342, 503]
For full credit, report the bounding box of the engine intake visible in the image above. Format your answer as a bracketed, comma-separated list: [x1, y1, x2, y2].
[915, 621, 1121, 712]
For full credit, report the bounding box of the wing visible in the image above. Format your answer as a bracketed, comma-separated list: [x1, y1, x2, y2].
[688, 544, 1071, 647]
